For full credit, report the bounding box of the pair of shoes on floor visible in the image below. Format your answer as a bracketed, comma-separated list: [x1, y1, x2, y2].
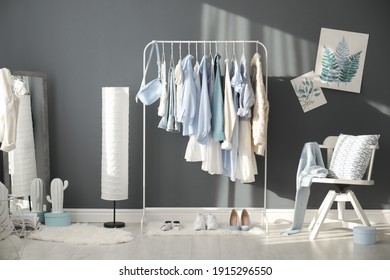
[160, 220, 182, 231]
[229, 209, 251, 231]
[194, 213, 219, 230]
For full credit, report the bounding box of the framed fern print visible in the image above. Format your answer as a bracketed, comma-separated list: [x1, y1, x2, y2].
[314, 28, 369, 93]
[291, 71, 327, 113]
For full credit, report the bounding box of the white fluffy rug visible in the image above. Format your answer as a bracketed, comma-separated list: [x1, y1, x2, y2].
[27, 223, 134, 245]
[145, 221, 266, 236]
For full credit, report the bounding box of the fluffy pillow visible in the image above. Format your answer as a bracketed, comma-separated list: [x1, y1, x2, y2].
[328, 134, 380, 180]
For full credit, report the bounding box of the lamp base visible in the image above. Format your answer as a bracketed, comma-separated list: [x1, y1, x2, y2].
[104, 221, 125, 228]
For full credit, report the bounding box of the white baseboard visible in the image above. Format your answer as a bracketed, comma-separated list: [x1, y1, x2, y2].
[64, 208, 390, 225]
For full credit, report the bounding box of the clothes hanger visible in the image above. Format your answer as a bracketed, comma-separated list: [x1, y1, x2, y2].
[195, 42, 198, 62]
[161, 42, 166, 64]
[225, 41, 228, 59]
[170, 42, 175, 67]
[232, 42, 237, 61]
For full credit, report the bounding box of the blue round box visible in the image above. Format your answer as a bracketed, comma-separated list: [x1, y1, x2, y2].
[44, 212, 71, 227]
[353, 226, 376, 245]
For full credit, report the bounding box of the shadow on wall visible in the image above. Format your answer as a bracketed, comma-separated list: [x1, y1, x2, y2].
[193, 2, 318, 209]
[200, 3, 318, 77]
[196, 2, 390, 210]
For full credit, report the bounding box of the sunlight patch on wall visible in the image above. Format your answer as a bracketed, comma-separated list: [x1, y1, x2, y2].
[367, 100, 390, 117]
[201, 3, 317, 77]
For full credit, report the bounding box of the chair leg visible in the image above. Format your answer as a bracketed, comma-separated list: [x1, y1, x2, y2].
[309, 190, 338, 240]
[347, 190, 371, 226]
[308, 191, 331, 230]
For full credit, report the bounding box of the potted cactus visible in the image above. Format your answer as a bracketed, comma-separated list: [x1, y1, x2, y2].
[46, 178, 69, 213]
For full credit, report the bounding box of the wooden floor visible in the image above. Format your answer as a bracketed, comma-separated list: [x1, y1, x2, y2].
[16, 222, 390, 260]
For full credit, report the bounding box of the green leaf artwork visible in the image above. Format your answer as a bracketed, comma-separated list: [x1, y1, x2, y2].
[291, 71, 327, 113]
[314, 28, 369, 93]
[320, 36, 362, 85]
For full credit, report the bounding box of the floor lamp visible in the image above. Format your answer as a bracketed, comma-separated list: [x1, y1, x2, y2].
[101, 87, 129, 228]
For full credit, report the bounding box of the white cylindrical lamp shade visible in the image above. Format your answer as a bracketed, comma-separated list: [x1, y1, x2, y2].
[9, 95, 37, 197]
[101, 87, 129, 201]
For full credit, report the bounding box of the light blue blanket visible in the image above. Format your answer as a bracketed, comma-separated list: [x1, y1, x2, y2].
[281, 142, 328, 235]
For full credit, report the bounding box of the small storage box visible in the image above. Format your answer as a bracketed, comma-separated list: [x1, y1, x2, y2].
[44, 212, 71, 227]
[353, 226, 376, 245]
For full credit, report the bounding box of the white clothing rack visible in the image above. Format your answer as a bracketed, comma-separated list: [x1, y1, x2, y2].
[140, 40, 269, 234]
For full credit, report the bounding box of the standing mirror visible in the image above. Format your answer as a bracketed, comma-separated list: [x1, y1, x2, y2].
[2, 71, 50, 209]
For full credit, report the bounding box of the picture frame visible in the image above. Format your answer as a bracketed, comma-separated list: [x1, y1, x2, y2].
[314, 28, 369, 93]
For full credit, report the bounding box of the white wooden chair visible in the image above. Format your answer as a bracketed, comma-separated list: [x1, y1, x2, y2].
[309, 135, 379, 240]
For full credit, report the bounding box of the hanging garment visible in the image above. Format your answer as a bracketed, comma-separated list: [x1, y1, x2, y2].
[221, 58, 237, 150]
[185, 135, 205, 162]
[237, 54, 255, 118]
[202, 56, 223, 175]
[196, 55, 212, 145]
[222, 58, 241, 181]
[158, 59, 169, 130]
[185, 60, 205, 162]
[166, 61, 179, 133]
[157, 57, 168, 117]
[178, 54, 197, 136]
[235, 119, 258, 183]
[221, 59, 238, 182]
[210, 53, 224, 142]
[235, 56, 257, 183]
[174, 59, 183, 132]
[251, 53, 269, 156]
[12, 76, 28, 96]
[0, 68, 20, 152]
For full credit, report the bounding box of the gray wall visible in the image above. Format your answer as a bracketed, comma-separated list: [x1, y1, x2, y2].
[0, 0, 389, 210]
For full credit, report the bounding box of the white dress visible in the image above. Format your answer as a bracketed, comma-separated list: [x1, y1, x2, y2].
[235, 119, 257, 183]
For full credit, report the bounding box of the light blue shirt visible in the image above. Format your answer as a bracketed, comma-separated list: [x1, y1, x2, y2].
[237, 54, 255, 118]
[178, 54, 197, 136]
[196, 55, 212, 145]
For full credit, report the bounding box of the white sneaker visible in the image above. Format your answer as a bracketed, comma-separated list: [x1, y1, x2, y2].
[206, 214, 219, 230]
[172, 220, 182, 230]
[194, 213, 206, 231]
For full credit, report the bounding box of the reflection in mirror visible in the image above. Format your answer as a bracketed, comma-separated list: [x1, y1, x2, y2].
[2, 71, 50, 210]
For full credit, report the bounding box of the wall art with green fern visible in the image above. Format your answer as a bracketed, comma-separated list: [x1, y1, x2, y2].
[291, 71, 327, 113]
[320, 36, 362, 86]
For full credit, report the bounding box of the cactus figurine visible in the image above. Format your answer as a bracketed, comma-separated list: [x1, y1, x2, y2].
[46, 178, 69, 213]
[31, 178, 44, 212]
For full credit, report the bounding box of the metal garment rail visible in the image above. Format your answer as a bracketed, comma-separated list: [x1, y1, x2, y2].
[140, 40, 269, 234]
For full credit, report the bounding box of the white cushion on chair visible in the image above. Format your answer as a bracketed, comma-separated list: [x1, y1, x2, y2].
[328, 134, 380, 180]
